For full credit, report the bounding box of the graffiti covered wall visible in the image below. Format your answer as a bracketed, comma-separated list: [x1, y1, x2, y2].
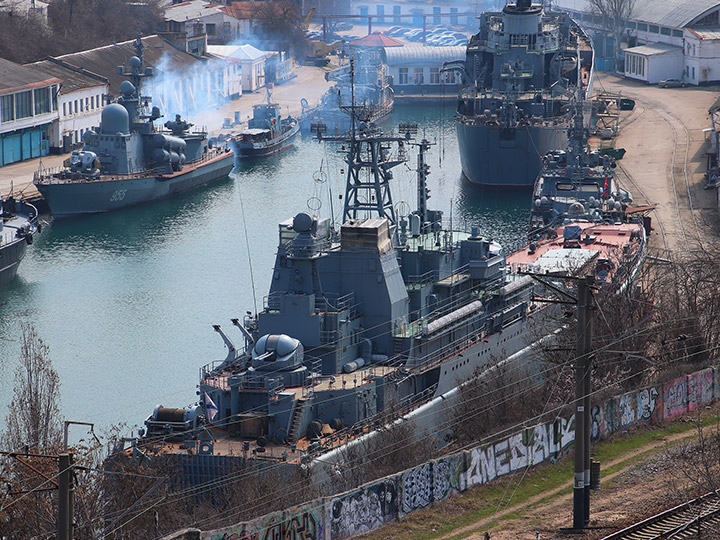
[196, 365, 720, 540]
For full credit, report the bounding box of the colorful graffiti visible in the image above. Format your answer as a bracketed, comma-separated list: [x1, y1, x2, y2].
[327, 478, 398, 539]
[198, 366, 719, 540]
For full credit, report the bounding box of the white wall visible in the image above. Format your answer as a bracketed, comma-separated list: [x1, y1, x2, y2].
[646, 51, 684, 84]
[684, 31, 720, 85]
[55, 85, 107, 147]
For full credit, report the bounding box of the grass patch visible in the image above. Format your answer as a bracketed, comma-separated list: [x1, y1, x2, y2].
[359, 411, 719, 540]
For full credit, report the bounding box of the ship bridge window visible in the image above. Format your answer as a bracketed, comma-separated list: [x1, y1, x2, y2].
[556, 183, 574, 191]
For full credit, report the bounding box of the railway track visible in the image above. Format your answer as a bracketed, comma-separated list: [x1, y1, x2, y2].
[600, 491, 720, 540]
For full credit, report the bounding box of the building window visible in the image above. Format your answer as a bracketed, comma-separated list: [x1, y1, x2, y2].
[206, 23, 215, 35]
[692, 66, 695, 80]
[433, 6, 440, 25]
[74, 100, 78, 114]
[672, 29, 683, 37]
[393, 5, 400, 24]
[398, 67, 408, 85]
[15, 90, 32, 119]
[649, 25, 659, 33]
[79, 99, 83, 112]
[450, 7, 458, 25]
[626, 21, 636, 29]
[444, 71, 456, 84]
[414, 67, 424, 84]
[660, 27, 671, 36]
[85, 97, 89, 110]
[637, 23, 647, 31]
[693, 44, 696, 55]
[51, 84, 57, 111]
[63, 102, 67, 117]
[1, 94, 14, 122]
[377, 5, 384, 23]
[34, 87, 50, 115]
[430, 67, 440, 84]
[686, 65, 689, 77]
[223, 21, 230, 33]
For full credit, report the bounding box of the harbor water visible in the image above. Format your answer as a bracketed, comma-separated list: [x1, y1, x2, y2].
[0, 104, 530, 437]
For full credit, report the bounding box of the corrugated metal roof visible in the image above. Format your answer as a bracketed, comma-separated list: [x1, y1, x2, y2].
[0, 58, 61, 96]
[555, 0, 720, 28]
[623, 42, 682, 56]
[164, 0, 223, 22]
[383, 46, 465, 67]
[687, 26, 720, 39]
[56, 35, 218, 95]
[26, 59, 107, 94]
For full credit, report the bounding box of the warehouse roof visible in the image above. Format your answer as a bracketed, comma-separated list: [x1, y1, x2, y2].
[623, 42, 682, 56]
[0, 58, 61, 96]
[555, 0, 720, 28]
[383, 46, 465, 66]
[26, 58, 107, 94]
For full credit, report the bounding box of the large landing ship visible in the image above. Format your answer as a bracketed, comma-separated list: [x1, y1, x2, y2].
[446, 0, 594, 187]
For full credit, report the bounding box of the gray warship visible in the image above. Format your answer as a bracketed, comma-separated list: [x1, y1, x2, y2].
[33, 37, 234, 218]
[301, 53, 394, 136]
[530, 94, 632, 232]
[0, 194, 39, 286]
[139, 119, 542, 457]
[446, 0, 594, 187]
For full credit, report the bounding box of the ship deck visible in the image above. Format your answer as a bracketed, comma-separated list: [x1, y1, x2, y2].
[507, 222, 644, 276]
[0, 209, 30, 246]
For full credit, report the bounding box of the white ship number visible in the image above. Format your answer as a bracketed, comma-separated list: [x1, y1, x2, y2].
[110, 189, 127, 202]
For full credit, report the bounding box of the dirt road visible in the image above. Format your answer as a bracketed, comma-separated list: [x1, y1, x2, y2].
[593, 73, 718, 252]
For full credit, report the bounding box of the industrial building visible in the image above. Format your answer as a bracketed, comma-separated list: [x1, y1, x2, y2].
[383, 45, 464, 91]
[0, 59, 60, 166]
[555, 0, 720, 84]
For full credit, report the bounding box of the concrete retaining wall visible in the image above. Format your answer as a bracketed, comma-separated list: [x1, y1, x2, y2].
[189, 364, 720, 540]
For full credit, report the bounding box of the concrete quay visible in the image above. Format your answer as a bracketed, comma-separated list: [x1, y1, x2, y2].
[0, 64, 333, 201]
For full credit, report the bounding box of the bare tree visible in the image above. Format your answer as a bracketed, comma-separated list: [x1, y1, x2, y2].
[587, 0, 636, 72]
[2, 323, 63, 452]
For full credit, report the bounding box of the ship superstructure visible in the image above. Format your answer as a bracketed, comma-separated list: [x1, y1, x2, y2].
[530, 95, 632, 231]
[141, 121, 539, 455]
[34, 36, 234, 217]
[447, 0, 594, 187]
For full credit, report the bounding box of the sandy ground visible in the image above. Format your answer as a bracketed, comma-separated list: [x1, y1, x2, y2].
[0, 64, 333, 199]
[592, 73, 719, 253]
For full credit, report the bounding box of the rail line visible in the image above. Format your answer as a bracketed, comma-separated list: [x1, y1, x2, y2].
[611, 102, 669, 251]
[600, 490, 720, 540]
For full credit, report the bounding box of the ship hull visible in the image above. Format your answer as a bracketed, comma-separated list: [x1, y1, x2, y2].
[36, 151, 235, 218]
[232, 122, 299, 158]
[0, 238, 28, 286]
[457, 122, 568, 187]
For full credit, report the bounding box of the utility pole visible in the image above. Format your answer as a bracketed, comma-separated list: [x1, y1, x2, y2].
[57, 452, 74, 540]
[520, 271, 595, 530]
[573, 276, 594, 528]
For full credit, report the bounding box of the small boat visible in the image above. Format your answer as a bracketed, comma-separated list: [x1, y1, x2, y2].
[230, 87, 299, 158]
[0, 194, 39, 286]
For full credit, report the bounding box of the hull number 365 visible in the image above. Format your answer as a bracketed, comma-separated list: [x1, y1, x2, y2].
[110, 189, 127, 202]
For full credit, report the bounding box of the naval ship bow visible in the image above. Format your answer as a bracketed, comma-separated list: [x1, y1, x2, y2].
[141, 116, 539, 460]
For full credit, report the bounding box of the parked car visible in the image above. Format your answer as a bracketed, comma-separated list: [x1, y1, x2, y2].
[404, 29, 423, 40]
[389, 27, 411, 37]
[384, 26, 403, 35]
[658, 78, 687, 88]
[335, 22, 353, 31]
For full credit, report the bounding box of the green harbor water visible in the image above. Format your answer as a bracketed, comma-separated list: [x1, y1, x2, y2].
[0, 103, 531, 437]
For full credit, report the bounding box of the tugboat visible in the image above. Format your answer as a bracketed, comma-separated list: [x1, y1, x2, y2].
[33, 36, 234, 218]
[230, 85, 299, 158]
[530, 94, 632, 232]
[0, 193, 39, 286]
[445, 0, 594, 187]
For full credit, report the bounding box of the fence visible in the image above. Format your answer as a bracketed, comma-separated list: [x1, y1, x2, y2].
[171, 363, 720, 540]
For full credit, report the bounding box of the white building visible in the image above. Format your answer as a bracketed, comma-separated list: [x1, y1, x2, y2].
[0, 58, 59, 166]
[352, 0, 480, 30]
[163, 0, 249, 45]
[623, 42, 684, 84]
[208, 44, 267, 92]
[383, 46, 464, 91]
[27, 58, 109, 152]
[556, 0, 720, 83]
